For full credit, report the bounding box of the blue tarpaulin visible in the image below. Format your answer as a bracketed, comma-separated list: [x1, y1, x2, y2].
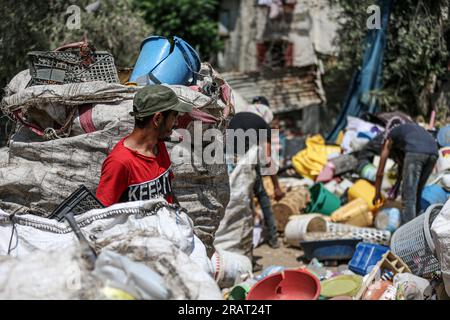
[327, 0, 393, 143]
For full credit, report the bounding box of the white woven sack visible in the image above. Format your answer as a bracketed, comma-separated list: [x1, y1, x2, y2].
[431, 198, 450, 296]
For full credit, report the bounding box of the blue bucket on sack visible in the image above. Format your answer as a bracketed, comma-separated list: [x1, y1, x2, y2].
[420, 184, 449, 212]
[129, 36, 201, 86]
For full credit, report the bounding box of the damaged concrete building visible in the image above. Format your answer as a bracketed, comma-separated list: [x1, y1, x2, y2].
[217, 0, 341, 137]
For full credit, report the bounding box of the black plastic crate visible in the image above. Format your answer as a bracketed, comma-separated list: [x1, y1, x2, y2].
[27, 50, 119, 86]
[49, 185, 105, 221]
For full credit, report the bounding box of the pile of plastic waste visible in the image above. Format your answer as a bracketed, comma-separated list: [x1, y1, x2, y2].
[220, 114, 450, 301]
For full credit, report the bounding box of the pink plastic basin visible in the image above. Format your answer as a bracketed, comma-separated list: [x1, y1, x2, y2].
[246, 269, 321, 300]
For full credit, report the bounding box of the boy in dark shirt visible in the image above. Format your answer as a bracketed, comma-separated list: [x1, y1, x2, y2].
[374, 120, 438, 224]
[228, 112, 285, 248]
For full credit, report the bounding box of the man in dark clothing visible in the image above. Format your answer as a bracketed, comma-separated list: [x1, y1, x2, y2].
[228, 112, 285, 248]
[357, 132, 404, 180]
[374, 122, 439, 224]
[228, 112, 272, 153]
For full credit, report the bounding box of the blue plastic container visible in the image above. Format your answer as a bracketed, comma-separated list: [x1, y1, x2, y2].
[374, 207, 401, 233]
[420, 184, 449, 212]
[129, 36, 201, 86]
[300, 239, 361, 261]
[349, 243, 389, 275]
[437, 125, 450, 147]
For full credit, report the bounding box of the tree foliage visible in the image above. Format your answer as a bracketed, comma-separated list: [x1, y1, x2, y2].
[0, 0, 223, 144]
[0, 0, 149, 144]
[0, 0, 148, 86]
[134, 0, 223, 63]
[47, 0, 149, 67]
[328, 0, 450, 120]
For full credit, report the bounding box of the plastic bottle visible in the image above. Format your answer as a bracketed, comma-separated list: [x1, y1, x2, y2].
[363, 280, 396, 300]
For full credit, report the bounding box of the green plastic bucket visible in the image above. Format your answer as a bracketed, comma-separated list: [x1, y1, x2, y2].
[306, 183, 341, 215]
[229, 284, 252, 300]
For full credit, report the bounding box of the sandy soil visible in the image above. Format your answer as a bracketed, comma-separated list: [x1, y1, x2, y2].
[253, 236, 344, 275]
[253, 238, 305, 270]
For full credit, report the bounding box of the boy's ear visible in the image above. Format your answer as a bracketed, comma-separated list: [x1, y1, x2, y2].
[153, 112, 163, 126]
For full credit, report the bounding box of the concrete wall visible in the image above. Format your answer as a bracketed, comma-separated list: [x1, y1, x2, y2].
[218, 0, 341, 136]
[218, 0, 257, 72]
[218, 0, 340, 72]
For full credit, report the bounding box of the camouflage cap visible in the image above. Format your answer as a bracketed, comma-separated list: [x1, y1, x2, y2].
[130, 85, 192, 119]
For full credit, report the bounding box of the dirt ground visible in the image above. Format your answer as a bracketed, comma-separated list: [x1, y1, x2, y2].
[253, 236, 343, 276]
[253, 237, 305, 270]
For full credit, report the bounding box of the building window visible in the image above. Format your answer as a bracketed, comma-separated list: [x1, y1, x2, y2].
[256, 40, 293, 68]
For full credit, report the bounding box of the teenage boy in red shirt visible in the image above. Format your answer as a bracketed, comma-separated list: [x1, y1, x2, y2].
[96, 85, 192, 206]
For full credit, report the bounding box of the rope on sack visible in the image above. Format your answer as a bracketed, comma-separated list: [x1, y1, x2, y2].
[43, 128, 65, 140]
[0, 201, 188, 239]
[34, 106, 79, 140]
[7, 89, 80, 140]
[7, 213, 19, 255]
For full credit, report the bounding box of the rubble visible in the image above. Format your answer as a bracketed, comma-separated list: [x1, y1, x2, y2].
[225, 113, 450, 301]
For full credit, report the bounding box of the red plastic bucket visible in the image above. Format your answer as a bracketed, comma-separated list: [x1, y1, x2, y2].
[246, 269, 321, 300]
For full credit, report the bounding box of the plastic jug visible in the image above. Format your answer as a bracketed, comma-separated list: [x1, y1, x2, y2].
[348, 179, 380, 211]
[331, 198, 373, 227]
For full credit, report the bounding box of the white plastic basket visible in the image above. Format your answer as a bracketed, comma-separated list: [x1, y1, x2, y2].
[327, 222, 391, 245]
[391, 204, 443, 279]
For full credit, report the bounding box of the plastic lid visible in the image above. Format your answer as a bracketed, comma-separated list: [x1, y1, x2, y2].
[320, 275, 363, 298]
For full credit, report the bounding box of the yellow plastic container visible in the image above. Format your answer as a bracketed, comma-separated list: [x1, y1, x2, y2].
[335, 130, 345, 146]
[348, 179, 381, 211]
[331, 198, 373, 227]
[292, 134, 341, 180]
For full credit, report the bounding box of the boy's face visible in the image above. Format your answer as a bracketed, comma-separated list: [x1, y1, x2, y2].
[158, 111, 179, 140]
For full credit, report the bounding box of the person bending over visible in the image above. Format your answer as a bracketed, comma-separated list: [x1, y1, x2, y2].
[374, 119, 438, 224]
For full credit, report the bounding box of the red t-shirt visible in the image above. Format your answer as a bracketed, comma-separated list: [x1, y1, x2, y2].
[96, 138, 174, 206]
